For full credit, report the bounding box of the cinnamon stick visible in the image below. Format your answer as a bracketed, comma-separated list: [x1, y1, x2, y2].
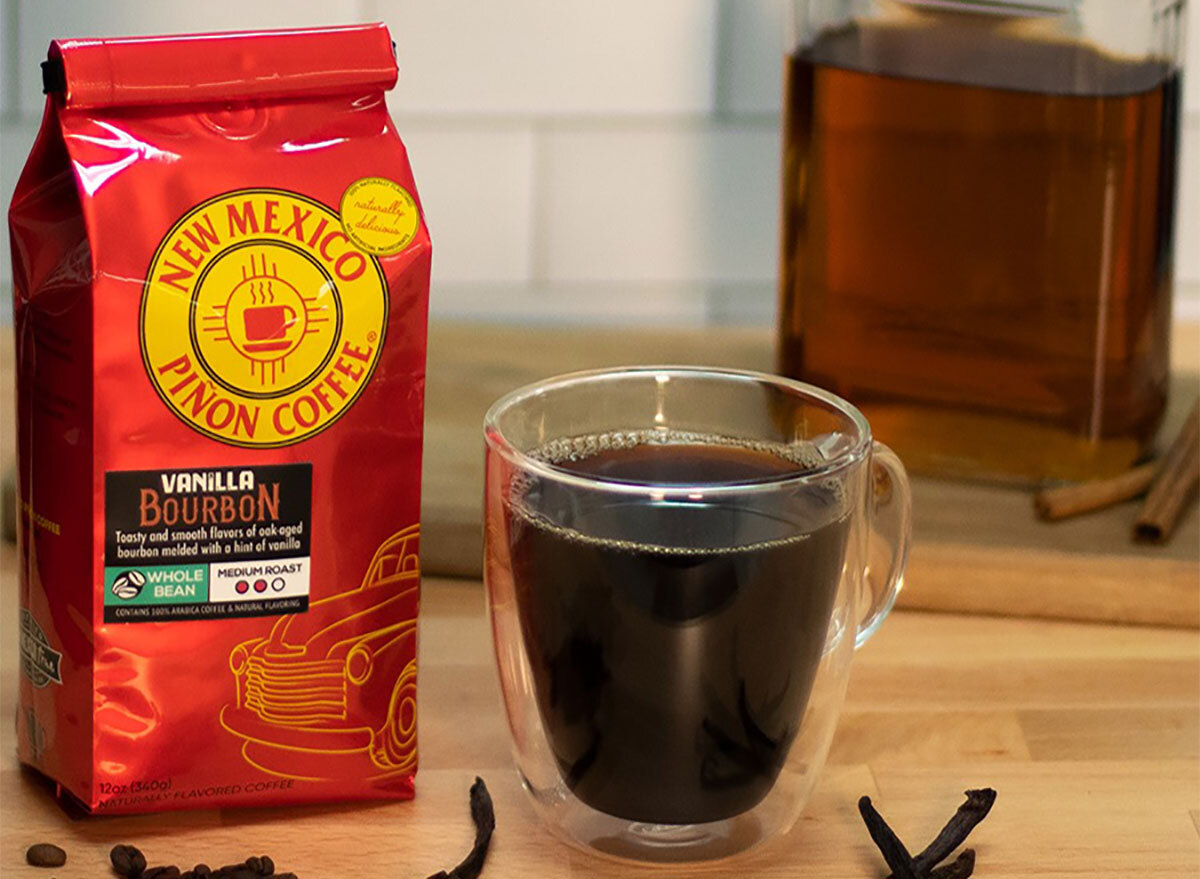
[1134, 399, 1200, 544]
[1034, 462, 1158, 521]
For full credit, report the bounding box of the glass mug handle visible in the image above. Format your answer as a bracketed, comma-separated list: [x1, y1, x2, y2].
[856, 441, 913, 649]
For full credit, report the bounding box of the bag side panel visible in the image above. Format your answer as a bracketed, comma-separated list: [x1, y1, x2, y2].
[9, 99, 98, 809]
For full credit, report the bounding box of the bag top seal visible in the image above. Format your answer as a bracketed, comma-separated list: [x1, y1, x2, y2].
[43, 23, 398, 110]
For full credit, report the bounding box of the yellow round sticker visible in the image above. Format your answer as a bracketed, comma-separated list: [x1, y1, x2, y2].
[339, 177, 421, 256]
[141, 189, 388, 448]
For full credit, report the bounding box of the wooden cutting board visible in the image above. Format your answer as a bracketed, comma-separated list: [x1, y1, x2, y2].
[421, 323, 1200, 628]
[0, 324, 1195, 626]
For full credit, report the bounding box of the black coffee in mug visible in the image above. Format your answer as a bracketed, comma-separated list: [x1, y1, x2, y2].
[507, 435, 849, 825]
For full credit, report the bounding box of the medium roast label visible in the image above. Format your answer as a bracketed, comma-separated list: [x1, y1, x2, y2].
[103, 464, 312, 623]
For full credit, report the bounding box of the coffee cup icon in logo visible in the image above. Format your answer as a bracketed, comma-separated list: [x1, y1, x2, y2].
[243, 304, 298, 351]
[201, 251, 331, 387]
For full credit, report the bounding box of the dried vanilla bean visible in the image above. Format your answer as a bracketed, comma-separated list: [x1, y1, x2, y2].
[861, 787, 997, 879]
[910, 788, 996, 873]
[858, 797, 920, 879]
[428, 777, 496, 879]
[929, 849, 975, 879]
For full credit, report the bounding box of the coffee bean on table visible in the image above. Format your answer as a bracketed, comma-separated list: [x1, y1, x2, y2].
[62, 845, 291, 878]
[142, 866, 181, 879]
[111, 844, 148, 877]
[25, 843, 67, 867]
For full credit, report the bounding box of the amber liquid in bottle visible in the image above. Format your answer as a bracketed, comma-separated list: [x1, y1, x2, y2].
[778, 21, 1181, 482]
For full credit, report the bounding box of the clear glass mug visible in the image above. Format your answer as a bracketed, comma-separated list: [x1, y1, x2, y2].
[483, 367, 912, 863]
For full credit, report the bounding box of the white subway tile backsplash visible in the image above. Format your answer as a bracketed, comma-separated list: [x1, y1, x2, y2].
[1177, 0, 1198, 284]
[2, 0, 17, 117]
[1, 0, 1197, 330]
[1, 117, 39, 301]
[1175, 115, 1200, 284]
[706, 283, 777, 326]
[370, 0, 719, 116]
[540, 122, 780, 284]
[16, 0, 361, 115]
[1187, 5, 1199, 114]
[400, 122, 535, 284]
[720, 0, 786, 116]
[431, 282, 709, 326]
[1179, 285, 1200, 321]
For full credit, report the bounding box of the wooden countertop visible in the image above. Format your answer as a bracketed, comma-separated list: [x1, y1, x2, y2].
[2, 542, 1197, 877]
[1, 324, 1197, 875]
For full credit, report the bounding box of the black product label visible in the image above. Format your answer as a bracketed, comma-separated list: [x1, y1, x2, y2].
[103, 464, 312, 623]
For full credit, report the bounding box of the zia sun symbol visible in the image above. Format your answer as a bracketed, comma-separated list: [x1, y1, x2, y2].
[201, 252, 331, 387]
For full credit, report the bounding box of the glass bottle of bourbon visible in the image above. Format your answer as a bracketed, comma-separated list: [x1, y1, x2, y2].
[779, 0, 1186, 483]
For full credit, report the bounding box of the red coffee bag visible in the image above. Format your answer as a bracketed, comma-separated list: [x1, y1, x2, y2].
[9, 24, 430, 813]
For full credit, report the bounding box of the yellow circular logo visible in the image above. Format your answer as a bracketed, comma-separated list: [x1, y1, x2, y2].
[339, 177, 420, 256]
[141, 189, 388, 448]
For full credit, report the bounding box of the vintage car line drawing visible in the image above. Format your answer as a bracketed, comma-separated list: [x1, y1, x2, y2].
[220, 525, 420, 781]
